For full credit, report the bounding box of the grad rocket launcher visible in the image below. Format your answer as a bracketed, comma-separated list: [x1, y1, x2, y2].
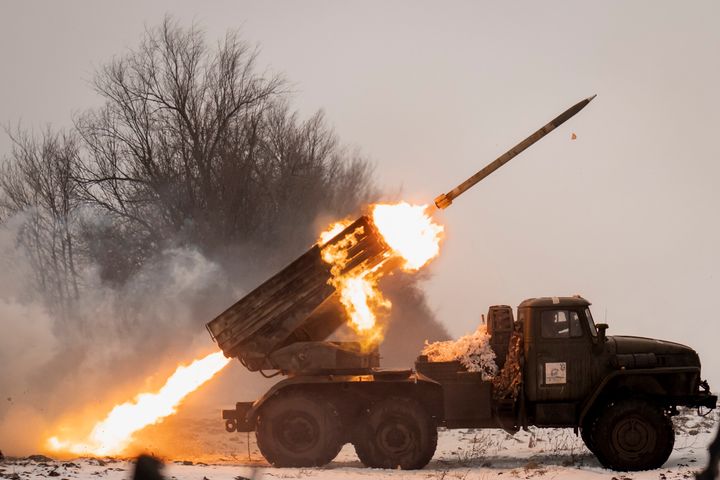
[206, 95, 596, 374]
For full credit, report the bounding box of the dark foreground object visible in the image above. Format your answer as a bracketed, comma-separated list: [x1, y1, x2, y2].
[132, 455, 164, 480]
[697, 425, 720, 479]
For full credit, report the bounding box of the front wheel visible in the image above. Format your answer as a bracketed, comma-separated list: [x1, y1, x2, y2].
[354, 396, 437, 470]
[256, 391, 343, 467]
[592, 398, 674, 471]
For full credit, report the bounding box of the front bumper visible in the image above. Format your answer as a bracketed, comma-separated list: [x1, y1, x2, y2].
[676, 379, 717, 410]
[684, 392, 718, 410]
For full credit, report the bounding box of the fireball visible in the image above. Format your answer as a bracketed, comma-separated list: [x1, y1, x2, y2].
[372, 202, 444, 270]
[318, 202, 443, 336]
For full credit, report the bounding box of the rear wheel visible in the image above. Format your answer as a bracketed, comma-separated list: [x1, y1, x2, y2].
[592, 398, 674, 471]
[256, 391, 343, 467]
[354, 396, 437, 470]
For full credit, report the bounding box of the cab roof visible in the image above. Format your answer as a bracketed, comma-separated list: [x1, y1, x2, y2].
[518, 296, 591, 308]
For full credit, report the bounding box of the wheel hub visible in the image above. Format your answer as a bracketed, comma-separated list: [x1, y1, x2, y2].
[612, 415, 655, 457]
[276, 411, 320, 453]
[378, 418, 415, 455]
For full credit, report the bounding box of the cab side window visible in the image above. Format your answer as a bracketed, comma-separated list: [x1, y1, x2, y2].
[540, 310, 583, 338]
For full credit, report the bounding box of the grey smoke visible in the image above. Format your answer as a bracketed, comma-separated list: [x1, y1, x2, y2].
[0, 210, 449, 456]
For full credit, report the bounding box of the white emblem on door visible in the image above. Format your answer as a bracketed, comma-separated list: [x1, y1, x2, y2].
[545, 362, 567, 384]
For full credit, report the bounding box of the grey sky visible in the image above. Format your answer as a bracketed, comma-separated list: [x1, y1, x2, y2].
[1, 1, 719, 385]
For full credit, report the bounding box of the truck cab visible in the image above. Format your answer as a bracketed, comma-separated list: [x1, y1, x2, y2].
[503, 296, 714, 470]
[519, 296, 710, 419]
[522, 296, 601, 410]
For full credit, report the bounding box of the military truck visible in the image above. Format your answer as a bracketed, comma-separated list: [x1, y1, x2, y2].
[210, 290, 715, 471]
[206, 97, 716, 471]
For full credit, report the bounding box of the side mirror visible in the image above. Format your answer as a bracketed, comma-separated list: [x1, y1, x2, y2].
[596, 323, 609, 343]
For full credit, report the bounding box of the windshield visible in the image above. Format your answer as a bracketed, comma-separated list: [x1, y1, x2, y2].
[585, 307, 597, 337]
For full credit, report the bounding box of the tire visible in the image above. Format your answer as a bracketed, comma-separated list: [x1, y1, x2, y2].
[354, 396, 437, 470]
[592, 398, 675, 471]
[256, 391, 343, 467]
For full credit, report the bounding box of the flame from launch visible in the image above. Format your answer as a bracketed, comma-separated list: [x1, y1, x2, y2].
[372, 202, 444, 271]
[318, 202, 443, 336]
[47, 351, 230, 456]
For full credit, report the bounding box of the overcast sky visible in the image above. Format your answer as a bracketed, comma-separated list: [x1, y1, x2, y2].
[1, 1, 719, 386]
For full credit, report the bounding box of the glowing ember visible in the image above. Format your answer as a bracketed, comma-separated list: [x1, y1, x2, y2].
[318, 202, 443, 337]
[319, 224, 390, 333]
[47, 351, 230, 456]
[318, 220, 352, 245]
[336, 265, 391, 332]
[372, 202, 444, 270]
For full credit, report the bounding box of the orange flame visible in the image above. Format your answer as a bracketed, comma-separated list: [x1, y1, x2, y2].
[372, 202, 443, 271]
[318, 220, 352, 245]
[319, 223, 391, 333]
[318, 203, 443, 337]
[47, 351, 230, 456]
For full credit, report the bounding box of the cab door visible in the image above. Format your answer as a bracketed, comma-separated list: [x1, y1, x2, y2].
[526, 308, 595, 403]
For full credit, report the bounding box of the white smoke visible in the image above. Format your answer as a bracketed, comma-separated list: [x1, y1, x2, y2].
[0, 214, 238, 456]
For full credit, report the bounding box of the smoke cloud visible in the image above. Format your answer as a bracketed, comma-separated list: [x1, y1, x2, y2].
[0, 212, 449, 457]
[0, 212, 237, 455]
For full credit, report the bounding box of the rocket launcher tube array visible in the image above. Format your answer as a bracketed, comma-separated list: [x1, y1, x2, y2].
[434, 95, 596, 210]
[206, 216, 388, 370]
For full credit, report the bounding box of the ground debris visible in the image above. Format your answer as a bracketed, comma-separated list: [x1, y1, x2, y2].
[27, 457, 53, 464]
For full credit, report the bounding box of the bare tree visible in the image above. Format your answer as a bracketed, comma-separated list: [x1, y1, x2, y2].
[0, 18, 377, 291]
[73, 18, 376, 279]
[254, 102, 376, 246]
[0, 127, 81, 310]
[74, 19, 282, 243]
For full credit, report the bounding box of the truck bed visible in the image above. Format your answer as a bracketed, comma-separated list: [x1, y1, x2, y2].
[415, 359, 493, 428]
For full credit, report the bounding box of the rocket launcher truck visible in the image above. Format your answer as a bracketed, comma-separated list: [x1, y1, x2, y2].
[206, 96, 716, 472]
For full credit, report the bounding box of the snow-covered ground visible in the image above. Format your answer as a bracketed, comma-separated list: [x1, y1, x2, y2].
[2, 408, 716, 480]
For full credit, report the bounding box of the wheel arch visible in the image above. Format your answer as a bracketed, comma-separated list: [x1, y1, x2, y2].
[579, 366, 700, 426]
